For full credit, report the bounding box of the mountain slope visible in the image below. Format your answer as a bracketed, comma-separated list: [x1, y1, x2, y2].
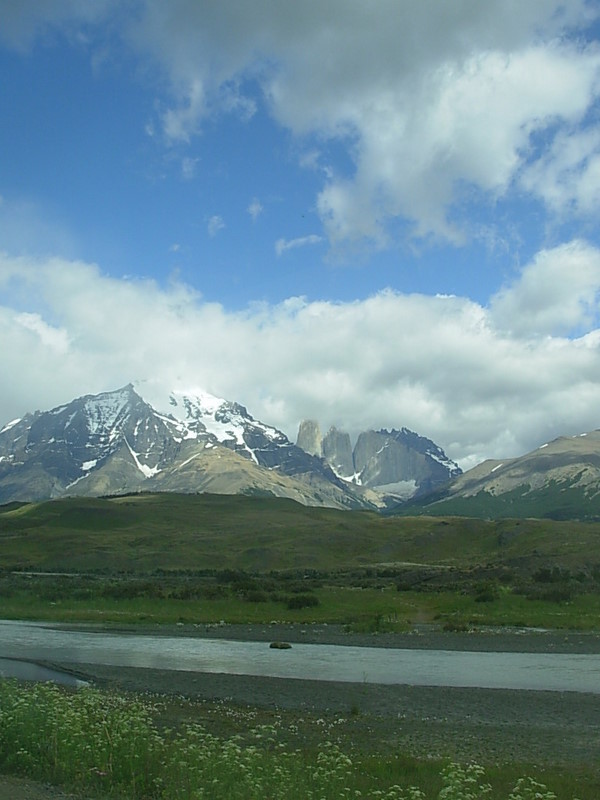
[398, 430, 600, 520]
[0, 386, 371, 509]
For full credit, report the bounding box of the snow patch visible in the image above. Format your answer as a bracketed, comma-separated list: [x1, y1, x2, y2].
[81, 460, 97, 471]
[426, 448, 457, 469]
[0, 418, 21, 434]
[84, 387, 132, 436]
[124, 439, 161, 478]
[176, 453, 202, 470]
[490, 463, 504, 473]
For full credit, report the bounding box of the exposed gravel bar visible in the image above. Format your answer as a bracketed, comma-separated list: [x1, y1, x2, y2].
[44, 623, 600, 770]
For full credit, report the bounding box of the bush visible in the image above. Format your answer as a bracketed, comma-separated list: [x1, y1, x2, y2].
[473, 580, 500, 603]
[286, 593, 319, 610]
[244, 590, 269, 603]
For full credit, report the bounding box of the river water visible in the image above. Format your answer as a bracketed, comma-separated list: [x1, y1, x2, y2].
[1, 620, 599, 692]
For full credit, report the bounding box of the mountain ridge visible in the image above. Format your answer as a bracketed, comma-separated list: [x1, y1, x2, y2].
[396, 429, 600, 520]
[2, 386, 600, 520]
[0, 386, 386, 509]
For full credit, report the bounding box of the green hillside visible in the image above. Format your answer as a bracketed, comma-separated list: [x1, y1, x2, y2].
[397, 480, 600, 521]
[1, 491, 600, 574]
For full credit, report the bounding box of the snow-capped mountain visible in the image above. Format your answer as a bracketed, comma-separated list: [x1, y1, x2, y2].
[0, 386, 368, 509]
[296, 421, 461, 500]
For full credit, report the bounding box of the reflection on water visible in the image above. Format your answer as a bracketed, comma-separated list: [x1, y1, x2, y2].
[1, 620, 599, 693]
[0, 657, 87, 686]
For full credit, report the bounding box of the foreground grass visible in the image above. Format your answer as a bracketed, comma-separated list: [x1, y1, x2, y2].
[0, 680, 594, 799]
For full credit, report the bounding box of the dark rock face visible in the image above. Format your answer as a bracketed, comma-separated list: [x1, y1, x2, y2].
[0, 385, 182, 501]
[296, 421, 461, 499]
[353, 429, 460, 494]
[322, 427, 354, 478]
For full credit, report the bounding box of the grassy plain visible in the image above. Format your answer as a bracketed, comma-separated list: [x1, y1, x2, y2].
[1, 492, 600, 573]
[1, 492, 600, 798]
[2, 578, 600, 631]
[1, 492, 600, 630]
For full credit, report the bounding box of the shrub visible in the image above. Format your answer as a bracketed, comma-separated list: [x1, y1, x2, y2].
[473, 580, 500, 603]
[244, 590, 269, 603]
[286, 593, 319, 610]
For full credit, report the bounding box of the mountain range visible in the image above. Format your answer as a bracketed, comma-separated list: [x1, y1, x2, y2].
[296, 419, 461, 498]
[400, 430, 600, 520]
[3, 385, 598, 520]
[0, 385, 459, 509]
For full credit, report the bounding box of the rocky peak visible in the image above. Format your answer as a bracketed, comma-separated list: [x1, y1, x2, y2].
[296, 420, 461, 500]
[322, 426, 354, 478]
[0, 388, 368, 508]
[296, 419, 322, 457]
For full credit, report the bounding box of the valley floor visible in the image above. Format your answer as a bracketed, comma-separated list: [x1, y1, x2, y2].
[49, 624, 600, 768]
[3, 624, 600, 798]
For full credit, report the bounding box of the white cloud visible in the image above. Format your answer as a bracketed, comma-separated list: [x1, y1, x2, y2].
[521, 127, 600, 217]
[2, 246, 600, 469]
[5, 1, 600, 249]
[247, 197, 263, 222]
[207, 215, 225, 237]
[15, 312, 70, 354]
[131, 1, 600, 245]
[162, 78, 205, 143]
[275, 234, 323, 257]
[490, 240, 600, 336]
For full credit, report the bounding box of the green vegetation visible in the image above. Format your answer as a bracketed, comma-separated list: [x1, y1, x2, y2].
[1, 492, 600, 629]
[399, 480, 600, 521]
[2, 492, 600, 798]
[1, 565, 600, 629]
[0, 680, 593, 799]
[1, 492, 600, 574]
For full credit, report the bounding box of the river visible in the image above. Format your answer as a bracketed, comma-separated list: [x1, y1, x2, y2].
[1, 620, 599, 692]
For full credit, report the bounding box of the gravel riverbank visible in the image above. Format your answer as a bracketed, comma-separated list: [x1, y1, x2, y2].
[44, 623, 600, 770]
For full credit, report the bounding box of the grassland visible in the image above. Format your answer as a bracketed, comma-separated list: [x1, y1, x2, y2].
[1, 491, 600, 574]
[2, 492, 600, 630]
[2, 492, 600, 799]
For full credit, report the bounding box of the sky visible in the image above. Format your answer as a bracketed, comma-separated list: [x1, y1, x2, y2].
[2, 1, 600, 470]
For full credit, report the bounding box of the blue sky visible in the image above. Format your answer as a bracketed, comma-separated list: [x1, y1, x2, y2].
[2, 1, 600, 468]
[0, 13, 519, 308]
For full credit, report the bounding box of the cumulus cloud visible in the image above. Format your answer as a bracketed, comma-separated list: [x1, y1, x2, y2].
[275, 234, 323, 257]
[521, 128, 600, 217]
[2, 245, 600, 470]
[8, 1, 599, 249]
[124, 0, 600, 245]
[490, 240, 600, 336]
